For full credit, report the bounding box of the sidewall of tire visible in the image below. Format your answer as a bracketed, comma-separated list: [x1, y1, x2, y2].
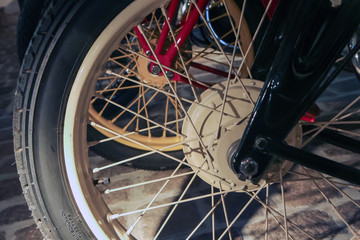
[19, 0, 134, 239]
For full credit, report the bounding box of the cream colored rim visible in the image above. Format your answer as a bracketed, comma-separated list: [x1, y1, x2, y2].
[63, 1, 169, 239]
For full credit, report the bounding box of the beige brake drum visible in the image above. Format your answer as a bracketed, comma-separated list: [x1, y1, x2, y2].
[182, 79, 302, 191]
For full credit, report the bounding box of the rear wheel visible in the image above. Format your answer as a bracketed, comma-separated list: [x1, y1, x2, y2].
[87, 0, 266, 167]
[14, 0, 360, 239]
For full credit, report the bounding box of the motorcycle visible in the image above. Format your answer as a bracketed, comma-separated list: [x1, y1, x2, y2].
[14, 0, 360, 239]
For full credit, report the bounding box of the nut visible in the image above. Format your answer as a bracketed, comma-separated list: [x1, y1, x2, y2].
[239, 158, 259, 177]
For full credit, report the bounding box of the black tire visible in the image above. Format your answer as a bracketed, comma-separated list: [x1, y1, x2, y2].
[16, 0, 51, 61]
[14, 0, 133, 238]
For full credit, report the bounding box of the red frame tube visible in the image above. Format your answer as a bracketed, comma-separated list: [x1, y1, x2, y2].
[164, 0, 209, 64]
[261, 0, 279, 19]
[135, 0, 279, 76]
[135, 0, 209, 70]
[155, 0, 180, 56]
[134, 0, 315, 122]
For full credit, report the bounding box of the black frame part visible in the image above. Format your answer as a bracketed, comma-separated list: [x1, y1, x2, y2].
[232, 0, 360, 184]
[302, 125, 360, 155]
[263, 137, 360, 185]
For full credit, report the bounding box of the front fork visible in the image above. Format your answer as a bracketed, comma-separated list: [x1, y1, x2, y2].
[134, 0, 360, 184]
[233, 0, 360, 184]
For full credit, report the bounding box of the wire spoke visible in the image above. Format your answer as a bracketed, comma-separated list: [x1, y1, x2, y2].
[135, 23, 217, 170]
[185, 192, 229, 240]
[160, 6, 201, 102]
[190, 0, 256, 106]
[91, 118, 183, 147]
[153, 169, 203, 240]
[302, 96, 360, 147]
[301, 166, 360, 238]
[280, 167, 289, 240]
[246, 187, 315, 240]
[105, 170, 194, 194]
[82, 1, 360, 239]
[125, 162, 186, 235]
[109, 186, 243, 220]
[218, 184, 266, 240]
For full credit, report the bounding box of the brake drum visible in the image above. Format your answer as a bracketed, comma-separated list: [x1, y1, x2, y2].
[182, 79, 302, 191]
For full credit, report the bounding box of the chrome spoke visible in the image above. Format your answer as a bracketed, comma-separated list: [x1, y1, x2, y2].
[160, 6, 200, 102]
[246, 189, 315, 240]
[109, 187, 241, 220]
[191, 0, 257, 107]
[92, 118, 183, 146]
[302, 96, 360, 147]
[90, 116, 245, 173]
[135, 23, 217, 170]
[104, 170, 194, 194]
[125, 162, 186, 235]
[105, 70, 217, 113]
[235, 0, 274, 78]
[301, 166, 360, 238]
[220, 182, 233, 240]
[185, 192, 229, 240]
[78, 1, 360, 239]
[280, 167, 289, 240]
[218, 184, 266, 240]
[215, 0, 252, 140]
[97, 94, 184, 137]
[154, 170, 203, 240]
[90, 122, 235, 190]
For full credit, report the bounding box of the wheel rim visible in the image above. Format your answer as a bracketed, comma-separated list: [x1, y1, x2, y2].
[64, 0, 360, 239]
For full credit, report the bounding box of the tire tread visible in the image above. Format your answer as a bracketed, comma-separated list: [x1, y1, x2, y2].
[13, 1, 79, 238]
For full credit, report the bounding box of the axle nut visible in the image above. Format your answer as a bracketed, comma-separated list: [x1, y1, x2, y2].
[239, 158, 259, 178]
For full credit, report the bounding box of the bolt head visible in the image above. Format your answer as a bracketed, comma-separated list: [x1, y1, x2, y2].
[255, 137, 268, 151]
[151, 65, 161, 75]
[239, 158, 259, 177]
[166, 71, 174, 79]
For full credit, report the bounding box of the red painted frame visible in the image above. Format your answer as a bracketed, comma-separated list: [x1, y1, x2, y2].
[133, 0, 315, 121]
[134, 0, 225, 87]
[261, 0, 279, 19]
[134, 0, 280, 80]
[134, 0, 209, 66]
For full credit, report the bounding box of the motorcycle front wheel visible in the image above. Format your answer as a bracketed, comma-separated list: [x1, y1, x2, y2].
[14, 0, 360, 239]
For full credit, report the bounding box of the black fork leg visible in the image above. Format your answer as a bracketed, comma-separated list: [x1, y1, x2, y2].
[232, 0, 360, 183]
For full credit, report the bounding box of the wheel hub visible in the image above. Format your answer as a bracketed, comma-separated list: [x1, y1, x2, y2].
[182, 79, 302, 191]
[136, 54, 168, 87]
